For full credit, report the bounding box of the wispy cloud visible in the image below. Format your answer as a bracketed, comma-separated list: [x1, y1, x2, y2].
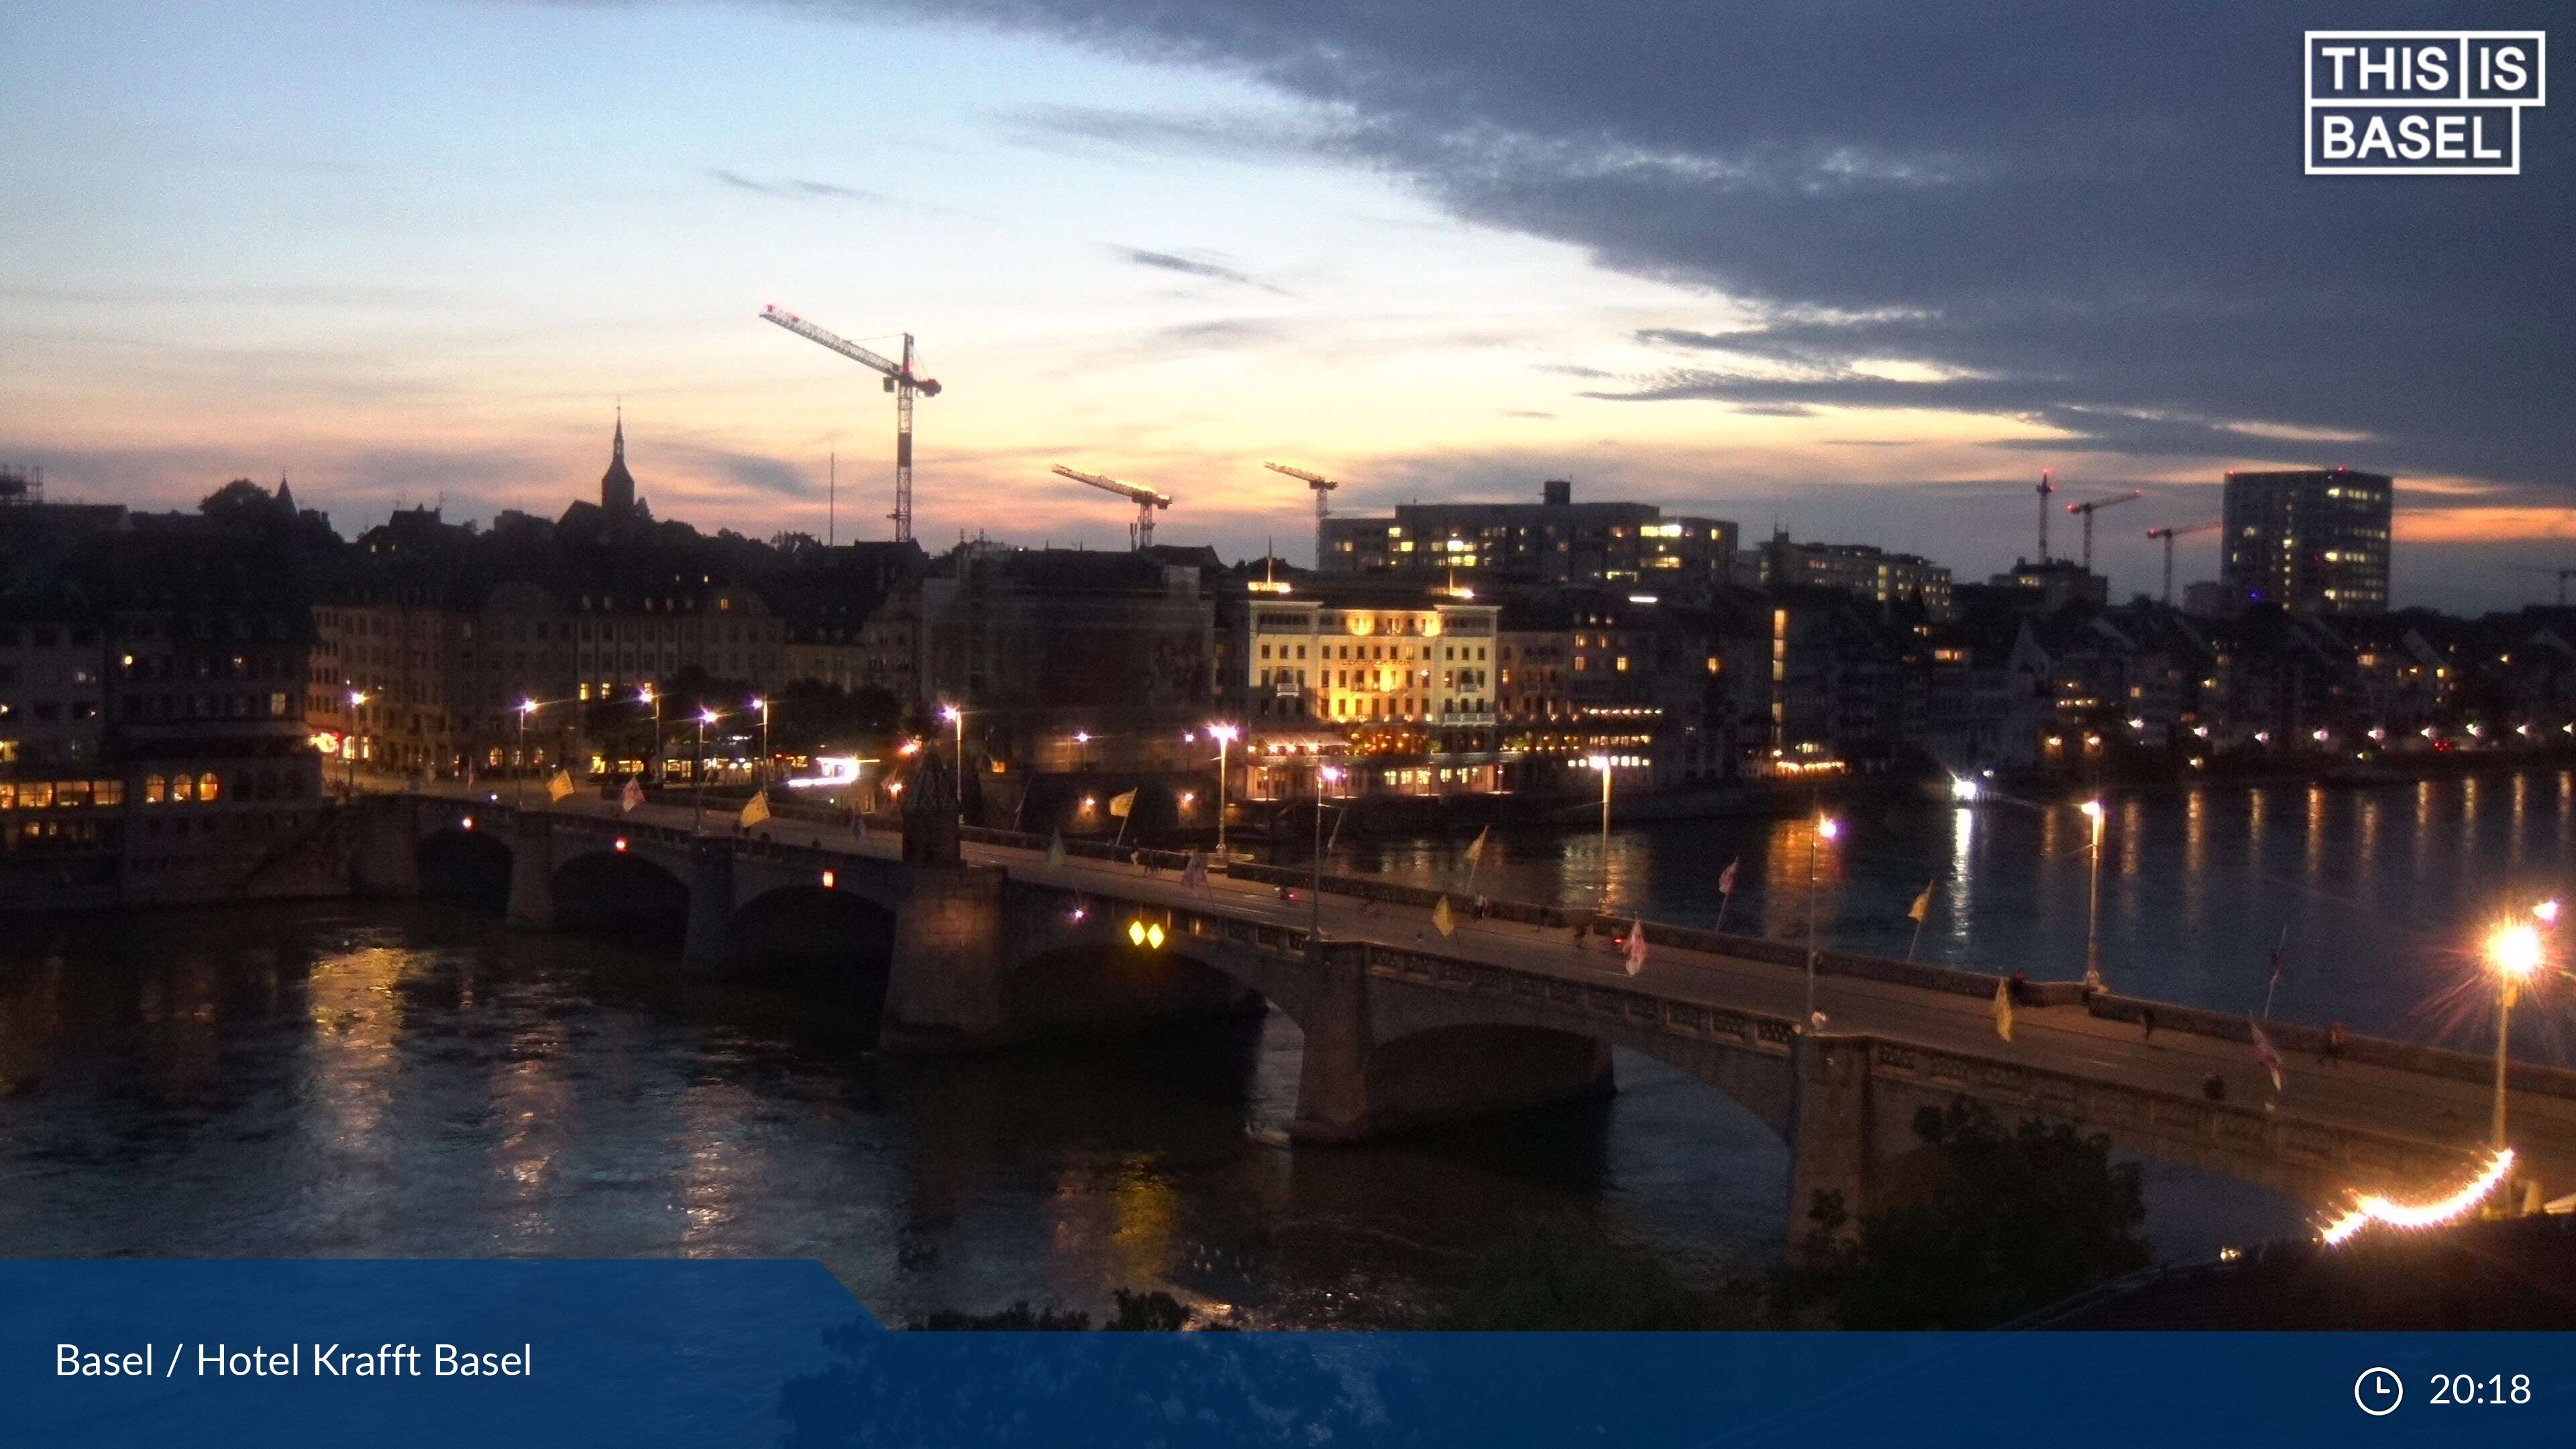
[704, 168, 889, 205]
[1112, 246, 1289, 295]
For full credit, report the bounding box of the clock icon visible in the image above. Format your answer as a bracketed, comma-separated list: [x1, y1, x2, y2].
[2355, 1367, 2404, 1416]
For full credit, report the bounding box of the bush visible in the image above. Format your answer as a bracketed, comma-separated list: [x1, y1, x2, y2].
[1776, 1099, 2149, 1329]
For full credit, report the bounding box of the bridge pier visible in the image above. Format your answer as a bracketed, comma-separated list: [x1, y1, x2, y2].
[351, 796, 422, 898]
[1290, 943, 1374, 1142]
[504, 814, 554, 930]
[881, 865, 1010, 1043]
[682, 842, 737, 973]
[1785, 1035, 1879, 1258]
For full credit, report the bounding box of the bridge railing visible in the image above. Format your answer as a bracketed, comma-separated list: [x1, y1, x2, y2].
[2086, 991, 2576, 1104]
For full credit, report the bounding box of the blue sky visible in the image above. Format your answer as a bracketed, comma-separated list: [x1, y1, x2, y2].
[3, 1, 2569, 608]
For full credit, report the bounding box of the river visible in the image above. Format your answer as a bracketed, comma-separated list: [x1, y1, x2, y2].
[3, 771, 2568, 1326]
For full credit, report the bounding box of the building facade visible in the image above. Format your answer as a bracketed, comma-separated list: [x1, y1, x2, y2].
[2220, 468, 2394, 614]
[1318, 479, 1737, 598]
[1754, 533, 1954, 620]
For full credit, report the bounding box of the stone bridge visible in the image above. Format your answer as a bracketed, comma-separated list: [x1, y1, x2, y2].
[344, 794, 2573, 1244]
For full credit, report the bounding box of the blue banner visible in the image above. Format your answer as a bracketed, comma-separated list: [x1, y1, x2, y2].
[4, 1260, 2567, 1446]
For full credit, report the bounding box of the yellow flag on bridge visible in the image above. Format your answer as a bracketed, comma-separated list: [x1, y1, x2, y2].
[546, 769, 576, 802]
[739, 790, 772, 829]
[1992, 976, 2015, 1042]
[1432, 896, 1456, 938]
[1108, 790, 1137, 819]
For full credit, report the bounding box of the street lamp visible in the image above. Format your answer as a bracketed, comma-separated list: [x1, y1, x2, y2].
[938, 704, 965, 822]
[345, 690, 366, 798]
[515, 699, 538, 807]
[1805, 811, 1840, 1030]
[2486, 919, 2545, 1154]
[639, 684, 660, 786]
[1209, 722, 1238, 860]
[1311, 763, 1344, 940]
[751, 696, 771, 790]
[2080, 798, 2106, 990]
[694, 708, 718, 833]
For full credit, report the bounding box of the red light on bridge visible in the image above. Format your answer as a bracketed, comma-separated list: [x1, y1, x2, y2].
[821, 870, 837, 890]
[614, 838, 629, 853]
[460, 816, 474, 831]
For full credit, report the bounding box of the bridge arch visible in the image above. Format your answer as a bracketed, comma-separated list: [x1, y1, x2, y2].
[1001, 936, 1268, 1040]
[729, 881, 900, 985]
[550, 845, 690, 950]
[416, 823, 512, 904]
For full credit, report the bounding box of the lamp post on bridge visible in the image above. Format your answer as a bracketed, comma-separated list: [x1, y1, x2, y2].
[1311, 762, 1342, 941]
[639, 684, 661, 787]
[515, 699, 538, 808]
[345, 690, 366, 798]
[1210, 722, 1238, 860]
[938, 703, 965, 823]
[2080, 798, 2106, 991]
[694, 708, 718, 835]
[1804, 807, 1840, 1032]
[2485, 914, 2546, 1157]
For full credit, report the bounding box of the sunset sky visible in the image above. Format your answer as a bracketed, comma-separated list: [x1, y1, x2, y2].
[3, 1, 2569, 609]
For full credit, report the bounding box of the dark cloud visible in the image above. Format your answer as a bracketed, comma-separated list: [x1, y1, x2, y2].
[1114, 246, 1287, 294]
[878, 0, 2569, 490]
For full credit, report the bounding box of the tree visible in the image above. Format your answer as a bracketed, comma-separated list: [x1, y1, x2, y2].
[1776, 1099, 2149, 1329]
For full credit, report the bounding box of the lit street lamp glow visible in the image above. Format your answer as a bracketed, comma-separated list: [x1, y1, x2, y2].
[694, 708, 718, 834]
[1949, 775, 1980, 803]
[1805, 808, 1840, 1030]
[939, 703, 965, 820]
[345, 690, 367, 796]
[1209, 722, 1239, 861]
[2081, 799, 2106, 990]
[2485, 919, 2546, 1155]
[515, 698, 539, 808]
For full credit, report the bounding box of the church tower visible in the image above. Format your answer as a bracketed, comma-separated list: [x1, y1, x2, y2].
[600, 410, 637, 523]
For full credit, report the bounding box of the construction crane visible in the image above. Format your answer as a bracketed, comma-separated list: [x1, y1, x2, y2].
[2065, 489, 2144, 572]
[2143, 520, 2220, 604]
[759, 305, 941, 544]
[2507, 564, 2576, 606]
[1263, 461, 1340, 525]
[1264, 462, 1340, 566]
[1053, 466, 1172, 550]
[2035, 468, 2057, 561]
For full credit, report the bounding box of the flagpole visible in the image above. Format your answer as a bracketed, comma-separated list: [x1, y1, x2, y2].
[2262, 925, 2288, 1019]
[1715, 890, 1731, 933]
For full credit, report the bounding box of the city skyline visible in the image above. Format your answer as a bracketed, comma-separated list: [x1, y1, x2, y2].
[4, 1, 2569, 610]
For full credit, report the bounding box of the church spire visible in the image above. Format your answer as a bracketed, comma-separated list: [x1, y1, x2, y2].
[600, 407, 637, 523]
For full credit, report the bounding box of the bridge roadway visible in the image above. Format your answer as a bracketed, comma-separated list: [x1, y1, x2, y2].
[386, 783, 2576, 1224]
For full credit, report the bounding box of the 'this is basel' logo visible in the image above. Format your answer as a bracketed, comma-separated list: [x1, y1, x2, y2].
[2307, 31, 2546, 174]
